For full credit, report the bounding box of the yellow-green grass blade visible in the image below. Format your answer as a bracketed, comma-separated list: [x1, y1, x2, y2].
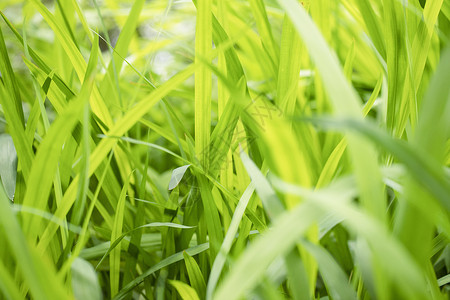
[226, 12, 275, 84]
[197, 175, 224, 261]
[302, 241, 357, 300]
[216, 1, 234, 226]
[121, 148, 149, 290]
[27, 0, 85, 83]
[169, 280, 200, 300]
[354, 0, 386, 59]
[0, 25, 25, 126]
[110, 172, 131, 297]
[53, 0, 80, 83]
[92, 0, 124, 112]
[310, 116, 450, 232]
[113, 243, 209, 300]
[276, 0, 386, 221]
[382, 0, 408, 138]
[0, 184, 69, 299]
[398, 0, 444, 133]
[240, 149, 314, 298]
[206, 181, 255, 300]
[194, 0, 212, 167]
[0, 259, 22, 300]
[210, 18, 245, 82]
[36, 64, 195, 252]
[20, 92, 88, 241]
[393, 45, 450, 292]
[311, 196, 431, 299]
[184, 251, 207, 299]
[98, 222, 194, 270]
[310, 0, 335, 44]
[21, 37, 98, 242]
[23, 79, 69, 245]
[240, 151, 284, 219]
[21, 17, 51, 132]
[94, 136, 266, 234]
[58, 150, 115, 278]
[69, 0, 93, 43]
[0, 11, 76, 101]
[443, 0, 450, 20]
[28, 0, 114, 128]
[343, 39, 356, 81]
[214, 200, 322, 300]
[277, 16, 302, 116]
[249, 0, 279, 70]
[99, 0, 146, 111]
[0, 31, 33, 181]
[22, 59, 72, 114]
[316, 74, 383, 188]
[230, 149, 255, 254]
[240, 103, 314, 203]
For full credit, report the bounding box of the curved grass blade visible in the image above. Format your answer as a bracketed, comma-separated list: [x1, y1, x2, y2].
[168, 280, 200, 300]
[36, 64, 196, 252]
[21, 37, 98, 241]
[110, 172, 131, 297]
[206, 182, 255, 300]
[275, 0, 386, 220]
[97, 222, 195, 270]
[194, 0, 212, 165]
[0, 25, 25, 126]
[184, 251, 207, 299]
[0, 184, 68, 299]
[214, 201, 321, 300]
[302, 241, 357, 300]
[113, 243, 209, 300]
[71, 257, 102, 300]
[0, 259, 22, 300]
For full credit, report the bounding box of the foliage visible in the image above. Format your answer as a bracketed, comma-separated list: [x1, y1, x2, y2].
[0, 0, 449, 299]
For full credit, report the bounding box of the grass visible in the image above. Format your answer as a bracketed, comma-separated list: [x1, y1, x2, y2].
[0, 0, 449, 299]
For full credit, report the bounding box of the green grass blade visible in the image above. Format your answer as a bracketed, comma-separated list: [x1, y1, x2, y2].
[97, 222, 194, 270]
[71, 257, 102, 300]
[355, 0, 386, 58]
[110, 172, 132, 297]
[20, 91, 87, 241]
[113, 243, 209, 300]
[302, 241, 357, 300]
[214, 201, 321, 300]
[184, 251, 207, 300]
[277, 16, 302, 115]
[21, 37, 98, 241]
[0, 259, 22, 300]
[309, 117, 450, 224]
[0, 183, 67, 299]
[197, 175, 224, 260]
[0, 25, 25, 126]
[96, 0, 147, 113]
[206, 182, 255, 300]
[28, 0, 113, 127]
[275, 0, 386, 221]
[249, 0, 279, 75]
[169, 280, 200, 300]
[194, 0, 212, 167]
[239, 150, 284, 219]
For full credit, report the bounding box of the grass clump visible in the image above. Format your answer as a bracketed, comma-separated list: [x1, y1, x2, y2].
[0, 0, 449, 299]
